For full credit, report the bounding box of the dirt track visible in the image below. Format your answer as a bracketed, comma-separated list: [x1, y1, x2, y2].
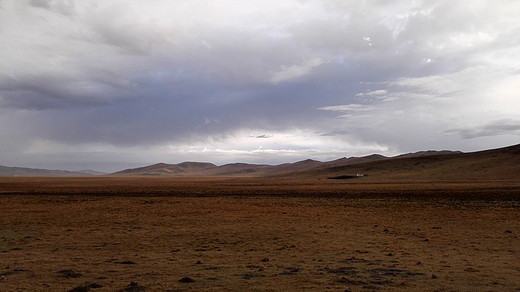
[1, 177, 520, 291]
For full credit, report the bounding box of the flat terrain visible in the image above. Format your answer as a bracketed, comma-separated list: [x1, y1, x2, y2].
[1, 177, 520, 291]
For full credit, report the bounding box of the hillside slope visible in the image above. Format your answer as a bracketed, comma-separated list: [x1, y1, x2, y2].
[113, 162, 217, 176]
[285, 144, 520, 181]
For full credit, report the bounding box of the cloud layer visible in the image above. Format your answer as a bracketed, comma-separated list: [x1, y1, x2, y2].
[1, 0, 519, 171]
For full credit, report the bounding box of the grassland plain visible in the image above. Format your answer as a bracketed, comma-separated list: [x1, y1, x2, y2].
[1, 177, 520, 291]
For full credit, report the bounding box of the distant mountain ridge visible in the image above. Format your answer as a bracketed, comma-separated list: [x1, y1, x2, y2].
[114, 162, 218, 176]
[2, 144, 518, 179]
[111, 149, 463, 177]
[281, 143, 520, 181]
[0, 165, 98, 176]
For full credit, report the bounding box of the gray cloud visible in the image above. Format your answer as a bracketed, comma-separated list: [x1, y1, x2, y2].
[448, 120, 520, 139]
[1, 0, 520, 171]
[255, 135, 273, 139]
[29, 0, 76, 16]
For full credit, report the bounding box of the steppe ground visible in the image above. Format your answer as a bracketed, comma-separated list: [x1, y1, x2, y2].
[1, 177, 519, 291]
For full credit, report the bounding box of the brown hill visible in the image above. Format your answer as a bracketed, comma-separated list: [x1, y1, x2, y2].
[114, 162, 217, 176]
[110, 144, 519, 180]
[112, 159, 327, 176]
[321, 154, 388, 168]
[111, 152, 450, 177]
[268, 159, 323, 174]
[396, 150, 463, 158]
[284, 144, 520, 181]
[209, 163, 272, 175]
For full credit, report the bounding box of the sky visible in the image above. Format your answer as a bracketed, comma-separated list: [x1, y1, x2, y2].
[1, 0, 520, 172]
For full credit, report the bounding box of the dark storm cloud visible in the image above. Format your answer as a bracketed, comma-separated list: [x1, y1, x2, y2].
[1, 0, 520, 171]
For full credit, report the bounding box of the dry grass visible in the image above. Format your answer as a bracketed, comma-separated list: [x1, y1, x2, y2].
[1, 177, 520, 291]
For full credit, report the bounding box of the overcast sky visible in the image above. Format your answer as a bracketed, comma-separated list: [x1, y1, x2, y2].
[1, 0, 519, 172]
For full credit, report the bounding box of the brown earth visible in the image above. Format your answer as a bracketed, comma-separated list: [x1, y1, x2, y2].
[1, 177, 520, 291]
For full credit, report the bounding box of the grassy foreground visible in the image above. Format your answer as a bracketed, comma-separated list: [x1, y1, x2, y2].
[1, 177, 519, 291]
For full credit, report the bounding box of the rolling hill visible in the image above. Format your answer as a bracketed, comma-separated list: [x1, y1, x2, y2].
[113, 162, 218, 176]
[283, 143, 520, 181]
[112, 149, 466, 177]
[111, 144, 520, 180]
[3, 144, 518, 180]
